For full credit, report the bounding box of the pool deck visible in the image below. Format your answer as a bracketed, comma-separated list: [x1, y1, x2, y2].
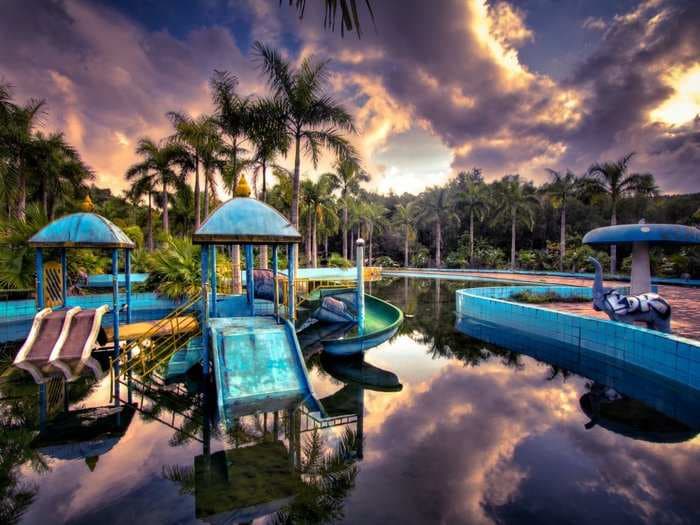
[387, 269, 700, 340]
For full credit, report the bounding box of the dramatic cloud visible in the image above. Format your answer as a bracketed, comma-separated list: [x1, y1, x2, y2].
[1, 0, 699, 195]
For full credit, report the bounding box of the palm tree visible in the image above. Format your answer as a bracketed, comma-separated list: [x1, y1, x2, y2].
[301, 175, 335, 267]
[210, 70, 251, 200]
[31, 131, 94, 219]
[586, 153, 659, 272]
[544, 169, 579, 271]
[126, 138, 188, 237]
[326, 158, 368, 259]
[492, 175, 539, 270]
[126, 167, 157, 251]
[284, 0, 375, 37]
[416, 187, 459, 268]
[456, 178, 489, 264]
[1, 96, 46, 220]
[167, 112, 218, 229]
[361, 201, 387, 265]
[248, 98, 290, 267]
[392, 202, 416, 267]
[254, 42, 357, 269]
[0, 203, 48, 289]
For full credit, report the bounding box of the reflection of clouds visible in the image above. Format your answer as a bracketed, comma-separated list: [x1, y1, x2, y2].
[343, 353, 700, 524]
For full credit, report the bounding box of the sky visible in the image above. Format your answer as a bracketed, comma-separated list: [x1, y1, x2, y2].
[1, 0, 699, 197]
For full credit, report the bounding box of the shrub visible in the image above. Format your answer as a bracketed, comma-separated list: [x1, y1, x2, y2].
[327, 252, 353, 269]
[147, 237, 201, 299]
[373, 255, 398, 268]
[411, 246, 430, 268]
[510, 290, 590, 304]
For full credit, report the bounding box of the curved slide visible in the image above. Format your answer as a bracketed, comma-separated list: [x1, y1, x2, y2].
[14, 305, 109, 383]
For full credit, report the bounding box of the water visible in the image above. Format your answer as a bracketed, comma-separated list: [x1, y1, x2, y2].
[3, 276, 700, 524]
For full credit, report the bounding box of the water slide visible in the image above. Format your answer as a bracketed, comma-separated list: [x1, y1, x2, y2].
[306, 289, 404, 356]
[209, 316, 323, 425]
[14, 305, 109, 383]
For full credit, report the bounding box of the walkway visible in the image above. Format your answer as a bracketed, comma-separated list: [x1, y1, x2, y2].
[386, 269, 700, 340]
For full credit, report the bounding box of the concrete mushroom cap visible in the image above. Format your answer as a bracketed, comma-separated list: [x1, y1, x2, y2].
[583, 223, 700, 246]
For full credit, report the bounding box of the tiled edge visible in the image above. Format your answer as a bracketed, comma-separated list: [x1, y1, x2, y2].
[456, 285, 700, 390]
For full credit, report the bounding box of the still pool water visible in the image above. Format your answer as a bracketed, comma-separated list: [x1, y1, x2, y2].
[3, 276, 700, 524]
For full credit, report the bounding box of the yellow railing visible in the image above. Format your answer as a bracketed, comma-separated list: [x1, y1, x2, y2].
[113, 294, 202, 379]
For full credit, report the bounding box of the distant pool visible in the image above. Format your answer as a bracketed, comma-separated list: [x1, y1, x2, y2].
[2, 276, 700, 524]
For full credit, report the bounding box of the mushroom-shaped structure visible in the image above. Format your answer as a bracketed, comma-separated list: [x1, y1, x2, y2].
[583, 221, 700, 294]
[29, 212, 135, 249]
[192, 197, 301, 245]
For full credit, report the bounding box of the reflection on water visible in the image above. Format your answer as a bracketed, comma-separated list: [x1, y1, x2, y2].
[2, 276, 700, 524]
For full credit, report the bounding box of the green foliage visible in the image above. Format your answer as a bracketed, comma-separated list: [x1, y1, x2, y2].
[373, 255, 398, 267]
[327, 252, 353, 268]
[411, 246, 430, 267]
[130, 248, 153, 273]
[146, 237, 201, 299]
[0, 204, 47, 289]
[121, 225, 144, 248]
[511, 290, 590, 304]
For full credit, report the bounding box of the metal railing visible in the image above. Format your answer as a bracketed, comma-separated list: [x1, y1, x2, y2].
[112, 293, 202, 379]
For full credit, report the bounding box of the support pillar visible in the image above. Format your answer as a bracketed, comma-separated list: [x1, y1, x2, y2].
[111, 249, 120, 407]
[356, 239, 365, 335]
[245, 244, 255, 316]
[287, 244, 295, 321]
[35, 248, 45, 310]
[60, 248, 68, 307]
[630, 241, 651, 295]
[201, 246, 210, 377]
[124, 249, 132, 323]
[210, 245, 217, 317]
[272, 246, 279, 323]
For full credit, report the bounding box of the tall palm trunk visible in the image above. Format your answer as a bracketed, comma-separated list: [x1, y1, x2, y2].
[610, 200, 617, 274]
[147, 192, 154, 251]
[342, 202, 348, 259]
[350, 228, 355, 260]
[368, 225, 373, 265]
[193, 156, 201, 230]
[312, 211, 318, 268]
[559, 206, 566, 272]
[469, 210, 475, 264]
[404, 224, 409, 267]
[306, 211, 312, 265]
[203, 170, 210, 219]
[435, 221, 442, 268]
[162, 180, 169, 235]
[324, 234, 329, 259]
[510, 207, 517, 270]
[16, 163, 26, 221]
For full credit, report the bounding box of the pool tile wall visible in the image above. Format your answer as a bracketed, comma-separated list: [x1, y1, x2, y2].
[456, 286, 700, 390]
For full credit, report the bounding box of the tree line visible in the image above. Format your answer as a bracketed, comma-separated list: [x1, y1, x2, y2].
[2, 43, 700, 296]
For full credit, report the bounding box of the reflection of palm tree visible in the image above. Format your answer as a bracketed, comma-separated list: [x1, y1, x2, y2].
[271, 427, 359, 524]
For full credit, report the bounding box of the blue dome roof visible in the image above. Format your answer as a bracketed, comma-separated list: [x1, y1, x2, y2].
[583, 223, 700, 246]
[192, 198, 301, 244]
[29, 213, 135, 249]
